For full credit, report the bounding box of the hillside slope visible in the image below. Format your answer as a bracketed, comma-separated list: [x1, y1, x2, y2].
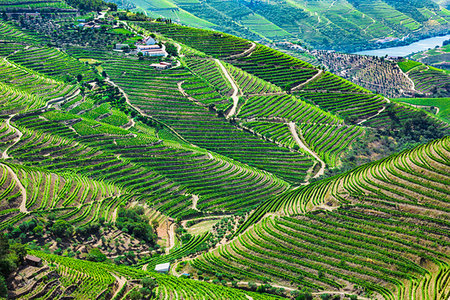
[190, 137, 450, 299]
[128, 0, 450, 51]
[0, 11, 449, 300]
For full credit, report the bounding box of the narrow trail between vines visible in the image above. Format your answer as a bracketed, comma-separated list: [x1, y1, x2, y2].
[215, 59, 241, 118]
[358, 97, 391, 125]
[166, 221, 176, 254]
[110, 273, 126, 300]
[105, 77, 190, 144]
[2, 163, 28, 213]
[226, 42, 256, 59]
[293, 69, 323, 91]
[399, 67, 420, 94]
[2, 115, 22, 160]
[288, 122, 325, 179]
[191, 194, 199, 211]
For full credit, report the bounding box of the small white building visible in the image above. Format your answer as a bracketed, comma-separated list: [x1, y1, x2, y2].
[155, 262, 170, 273]
[144, 37, 156, 45]
[137, 45, 166, 57]
[150, 62, 172, 70]
[115, 44, 129, 50]
[137, 45, 160, 51]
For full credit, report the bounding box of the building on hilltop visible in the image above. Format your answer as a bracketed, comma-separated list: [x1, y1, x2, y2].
[144, 37, 156, 45]
[137, 45, 166, 57]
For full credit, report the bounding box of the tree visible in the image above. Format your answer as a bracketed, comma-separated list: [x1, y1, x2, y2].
[165, 42, 178, 57]
[77, 74, 83, 82]
[0, 234, 9, 257]
[0, 276, 7, 298]
[50, 220, 74, 238]
[128, 289, 143, 300]
[296, 292, 313, 300]
[284, 83, 292, 94]
[87, 248, 107, 262]
[141, 277, 157, 297]
[106, 2, 117, 11]
[10, 243, 27, 263]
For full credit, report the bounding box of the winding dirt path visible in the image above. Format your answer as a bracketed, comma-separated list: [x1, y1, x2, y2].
[2, 116, 22, 160]
[398, 66, 420, 94]
[105, 77, 190, 144]
[2, 163, 28, 213]
[357, 97, 390, 125]
[121, 118, 135, 130]
[214, 59, 241, 118]
[288, 122, 325, 179]
[226, 42, 256, 59]
[40, 88, 81, 111]
[109, 273, 126, 300]
[166, 221, 176, 254]
[191, 194, 199, 211]
[292, 69, 323, 91]
[357, 106, 386, 125]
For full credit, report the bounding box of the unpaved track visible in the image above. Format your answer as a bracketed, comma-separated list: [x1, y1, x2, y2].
[110, 273, 126, 300]
[121, 118, 135, 130]
[191, 194, 199, 211]
[215, 59, 241, 118]
[105, 77, 190, 144]
[358, 97, 390, 125]
[166, 221, 176, 254]
[2, 115, 22, 160]
[226, 42, 256, 59]
[2, 163, 28, 213]
[398, 66, 420, 94]
[288, 122, 325, 179]
[292, 69, 323, 91]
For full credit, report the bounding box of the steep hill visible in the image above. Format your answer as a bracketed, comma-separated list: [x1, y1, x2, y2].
[0, 10, 449, 300]
[127, 0, 450, 52]
[190, 137, 450, 299]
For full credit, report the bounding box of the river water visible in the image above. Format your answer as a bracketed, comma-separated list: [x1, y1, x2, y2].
[354, 34, 450, 57]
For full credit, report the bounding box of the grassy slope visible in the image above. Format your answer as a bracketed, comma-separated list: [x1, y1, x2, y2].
[395, 97, 450, 122]
[191, 136, 450, 299]
[128, 0, 450, 49]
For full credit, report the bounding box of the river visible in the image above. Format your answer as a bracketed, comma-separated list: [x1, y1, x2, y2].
[354, 34, 450, 57]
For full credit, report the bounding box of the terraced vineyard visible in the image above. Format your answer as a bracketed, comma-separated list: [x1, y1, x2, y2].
[398, 59, 450, 96]
[129, 0, 450, 53]
[0, 12, 449, 300]
[11, 250, 285, 300]
[191, 137, 450, 300]
[0, 0, 75, 12]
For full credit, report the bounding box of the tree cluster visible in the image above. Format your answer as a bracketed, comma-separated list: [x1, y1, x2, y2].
[116, 207, 157, 246]
[0, 234, 27, 298]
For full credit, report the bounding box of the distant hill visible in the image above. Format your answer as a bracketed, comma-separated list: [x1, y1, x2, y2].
[127, 0, 450, 52]
[410, 40, 450, 70]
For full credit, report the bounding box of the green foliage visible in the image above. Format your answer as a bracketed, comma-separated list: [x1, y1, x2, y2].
[50, 220, 74, 238]
[116, 207, 157, 246]
[66, 0, 108, 11]
[165, 42, 178, 57]
[87, 247, 107, 262]
[0, 233, 27, 297]
[398, 60, 422, 72]
[140, 277, 157, 297]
